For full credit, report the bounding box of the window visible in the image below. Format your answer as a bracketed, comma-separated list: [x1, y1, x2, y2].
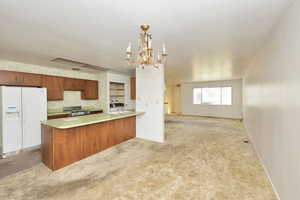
[193, 87, 232, 105]
[202, 87, 221, 105]
[221, 87, 232, 105]
[193, 88, 202, 104]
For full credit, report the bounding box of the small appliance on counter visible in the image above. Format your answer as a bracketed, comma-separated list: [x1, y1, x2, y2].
[0, 86, 47, 157]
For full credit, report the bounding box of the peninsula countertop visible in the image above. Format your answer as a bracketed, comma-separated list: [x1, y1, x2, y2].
[47, 108, 103, 117]
[41, 111, 144, 129]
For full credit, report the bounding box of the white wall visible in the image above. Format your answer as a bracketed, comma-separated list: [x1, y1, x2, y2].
[243, 1, 300, 199]
[98, 71, 109, 112]
[181, 79, 243, 119]
[136, 65, 165, 143]
[173, 85, 181, 114]
[165, 85, 181, 114]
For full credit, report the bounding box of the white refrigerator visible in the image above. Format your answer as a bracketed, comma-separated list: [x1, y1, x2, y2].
[0, 86, 47, 156]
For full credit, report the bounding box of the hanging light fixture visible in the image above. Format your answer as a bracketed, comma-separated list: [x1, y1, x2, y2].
[126, 25, 167, 68]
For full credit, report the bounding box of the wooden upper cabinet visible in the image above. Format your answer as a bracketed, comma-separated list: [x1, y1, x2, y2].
[0, 70, 41, 87]
[0, 70, 99, 101]
[130, 77, 136, 100]
[64, 78, 85, 91]
[0, 70, 21, 85]
[42, 75, 64, 100]
[82, 80, 98, 100]
[22, 73, 42, 87]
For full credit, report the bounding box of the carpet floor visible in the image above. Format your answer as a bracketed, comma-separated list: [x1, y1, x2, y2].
[0, 116, 276, 200]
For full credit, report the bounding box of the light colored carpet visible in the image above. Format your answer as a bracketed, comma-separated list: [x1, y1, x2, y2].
[0, 116, 276, 200]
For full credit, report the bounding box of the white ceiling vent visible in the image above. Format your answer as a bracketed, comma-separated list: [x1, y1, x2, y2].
[51, 58, 107, 71]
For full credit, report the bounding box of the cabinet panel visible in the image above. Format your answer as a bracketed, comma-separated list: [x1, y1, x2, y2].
[113, 119, 126, 144]
[130, 77, 136, 100]
[0, 70, 42, 86]
[110, 117, 136, 145]
[84, 122, 111, 156]
[42, 75, 64, 100]
[64, 78, 85, 91]
[41, 125, 53, 170]
[53, 128, 85, 170]
[22, 73, 42, 86]
[82, 80, 98, 100]
[125, 117, 136, 140]
[85, 123, 102, 156]
[0, 70, 21, 85]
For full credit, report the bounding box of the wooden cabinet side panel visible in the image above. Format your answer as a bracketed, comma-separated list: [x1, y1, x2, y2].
[110, 117, 136, 145]
[113, 119, 125, 145]
[124, 117, 136, 140]
[130, 77, 136, 100]
[127, 116, 136, 139]
[41, 125, 54, 170]
[106, 121, 117, 148]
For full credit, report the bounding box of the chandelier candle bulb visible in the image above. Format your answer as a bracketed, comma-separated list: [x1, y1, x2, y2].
[156, 50, 162, 64]
[162, 44, 167, 56]
[126, 42, 132, 54]
[148, 38, 152, 49]
[126, 54, 131, 61]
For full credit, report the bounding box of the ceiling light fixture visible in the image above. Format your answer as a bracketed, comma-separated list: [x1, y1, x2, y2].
[126, 25, 167, 68]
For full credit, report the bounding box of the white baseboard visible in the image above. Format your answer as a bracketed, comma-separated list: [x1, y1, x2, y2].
[243, 123, 281, 200]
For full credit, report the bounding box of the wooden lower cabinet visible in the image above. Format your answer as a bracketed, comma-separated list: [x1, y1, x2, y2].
[41, 125, 54, 169]
[53, 128, 85, 170]
[42, 116, 136, 170]
[84, 122, 110, 157]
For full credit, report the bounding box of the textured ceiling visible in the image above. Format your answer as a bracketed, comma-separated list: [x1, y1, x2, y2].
[0, 0, 293, 84]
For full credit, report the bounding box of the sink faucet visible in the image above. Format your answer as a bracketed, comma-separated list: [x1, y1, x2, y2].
[111, 100, 116, 109]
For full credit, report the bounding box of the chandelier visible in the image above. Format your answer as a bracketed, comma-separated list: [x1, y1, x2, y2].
[126, 25, 167, 68]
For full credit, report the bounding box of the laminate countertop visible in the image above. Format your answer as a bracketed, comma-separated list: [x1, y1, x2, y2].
[42, 112, 144, 129]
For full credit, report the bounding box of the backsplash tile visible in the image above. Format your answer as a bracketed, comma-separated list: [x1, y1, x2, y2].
[47, 91, 100, 110]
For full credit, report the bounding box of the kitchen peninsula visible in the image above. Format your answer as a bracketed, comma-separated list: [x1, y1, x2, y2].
[41, 112, 143, 170]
